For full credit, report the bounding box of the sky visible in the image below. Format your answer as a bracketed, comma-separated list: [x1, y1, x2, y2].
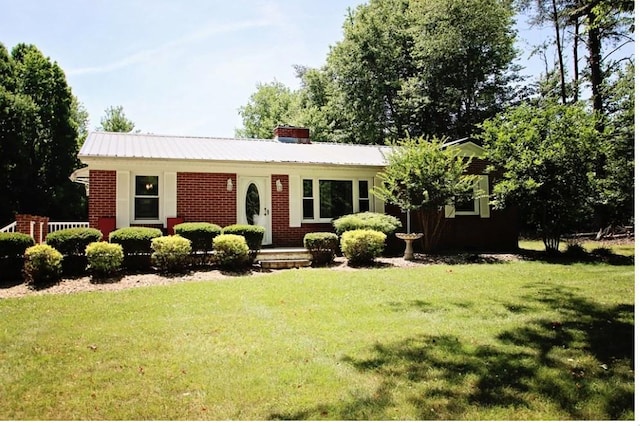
[0, 0, 630, 138]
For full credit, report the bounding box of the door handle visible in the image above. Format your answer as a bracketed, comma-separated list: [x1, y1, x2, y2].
[264, 208, 269, 215]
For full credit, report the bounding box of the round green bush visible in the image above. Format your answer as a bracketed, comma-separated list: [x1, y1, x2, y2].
[151, 235, 192, 273]
[0, 232, 35, 257]
[340, 229, 387, 266]
[109, 227, 163, 254]
[332, 212, 402, 236]
[86, 241, 124, 277]
[109, 227, 162, 271]
[222, 224, 265, 252]
[174, 222, 222, 252]
[45, 227, 103, 255]
[304, 232, 339, 266]
[23, 244, 63, 286]
[213, 234, 250, 270]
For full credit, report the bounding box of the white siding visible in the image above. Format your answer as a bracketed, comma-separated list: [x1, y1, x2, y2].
[116, 171, 130, 228]
[163, 172, 177, 221]
[289, 174, 301, 227]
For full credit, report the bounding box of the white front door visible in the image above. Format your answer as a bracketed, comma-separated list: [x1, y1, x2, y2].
[237, 176, 272, 245]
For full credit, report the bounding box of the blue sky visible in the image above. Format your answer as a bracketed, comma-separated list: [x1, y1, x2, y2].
[0, 0, 600, 138]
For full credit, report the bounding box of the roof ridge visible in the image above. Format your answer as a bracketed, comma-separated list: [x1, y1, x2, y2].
[89, 131, 276, 143]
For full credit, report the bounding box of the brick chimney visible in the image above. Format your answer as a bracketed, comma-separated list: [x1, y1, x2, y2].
[273, 125, 311, 144]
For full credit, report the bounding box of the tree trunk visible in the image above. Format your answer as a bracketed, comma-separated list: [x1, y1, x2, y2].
[552, 0, 567, 104]
[586, 8, 604, 132]
[418, 208, 446, 253]
[572, 18, 580, 103]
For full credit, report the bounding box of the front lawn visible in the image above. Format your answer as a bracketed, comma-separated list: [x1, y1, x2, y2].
[0, 261, 634, 420]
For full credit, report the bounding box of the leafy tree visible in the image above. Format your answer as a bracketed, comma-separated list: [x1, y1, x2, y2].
[372, 136, 475, 252]
[321, 0, 521, 144]
[480, 102, 601, 252]
[71, 95, 89, 147]
[236, 81, 299, 139]
[98, 105, 136, 132]
[0, 43, 85, 224]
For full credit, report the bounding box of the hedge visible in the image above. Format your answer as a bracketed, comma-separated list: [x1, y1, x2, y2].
[173, 222, 222, 252]
[340, 229, 387, 266]
[0, 233, 35, 281]
[45, 228, 103, 255]
[333, 212, 402, 236]
[303, 232, 339, 266]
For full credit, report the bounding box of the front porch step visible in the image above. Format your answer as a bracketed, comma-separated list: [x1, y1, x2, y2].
[257, 248, 311, 269]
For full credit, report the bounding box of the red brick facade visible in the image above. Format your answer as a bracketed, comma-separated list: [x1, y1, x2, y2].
[177, 172, 237, 227]
[88, 170, 116, 230]
[15, 214, 49, 243]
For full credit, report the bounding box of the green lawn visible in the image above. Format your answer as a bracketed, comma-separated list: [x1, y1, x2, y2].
[0, 259, 634, 420]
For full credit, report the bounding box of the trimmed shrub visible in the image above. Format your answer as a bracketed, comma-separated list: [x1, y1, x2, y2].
[23, 244, 63, 286]
[340, 229, 386, 266]
[222, 224, 265, 251]
[109, 227, 162, 271]
[333, 212, 402, 236]
[46, 228, 102, 276]
[151, 235, 192, 273]
[174, 222, 222, 253]
[565, 241, 588, 259]
[304, 232, 339, 266]
[45, 227, 102, 255]
[213, 234, 250, 270]
[0, 233, 35, 281]
[86, 242, 124, 277]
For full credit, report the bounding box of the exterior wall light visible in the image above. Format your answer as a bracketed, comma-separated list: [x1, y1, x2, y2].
[226, 178, 233, 192]
[276, 179, 283, 192]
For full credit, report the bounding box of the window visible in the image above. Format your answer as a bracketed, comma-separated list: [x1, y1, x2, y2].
[302, 179, 314, 219]
[301, 178, 372, 222]
[134, 175, 159, 220]
[320, 180, 353, 219]
[454, 186, 478, 215]
[358, 180, 370, 212]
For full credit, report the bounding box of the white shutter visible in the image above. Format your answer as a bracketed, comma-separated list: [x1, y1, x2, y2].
[373, 175, 385, 213]
[444, 204, 456, 218]
[289, 174, 301, 227]
[163, 172, 177, 221]
[116, 171, 130, 228]
[479, 175, 490, 218]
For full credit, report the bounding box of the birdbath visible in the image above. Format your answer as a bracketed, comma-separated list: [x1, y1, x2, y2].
[395, 233, 423, 260]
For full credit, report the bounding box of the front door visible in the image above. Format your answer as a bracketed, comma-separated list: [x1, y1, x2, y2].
[238, 176, 272, 245]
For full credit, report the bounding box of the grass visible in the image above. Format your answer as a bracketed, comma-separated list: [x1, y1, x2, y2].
[0, 252, 634, 420]
[519, 238, 635, 257]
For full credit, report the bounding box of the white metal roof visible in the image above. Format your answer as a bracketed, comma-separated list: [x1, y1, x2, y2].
[78, 132, 392, 167]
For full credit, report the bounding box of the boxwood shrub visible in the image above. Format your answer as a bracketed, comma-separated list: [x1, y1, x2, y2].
[303, 232, 339, 266]
[213, 234, 250, 270]
[86, 241, 124, 277]
[46, 228, 103, 276]
[333, 212, 402, 236]
[340, 229, 387, 266]
[174, 222, 222, 252]
[151, 235, 192, 273]
[0, 233, 35, 281]
[109, 227, 162, 271]
[222, 224, 264, 260]
[23, 244, 63, 287]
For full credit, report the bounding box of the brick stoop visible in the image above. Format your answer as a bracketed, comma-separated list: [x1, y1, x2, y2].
[256, 248, 312, 269]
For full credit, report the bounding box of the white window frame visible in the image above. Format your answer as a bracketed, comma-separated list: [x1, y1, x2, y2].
[301, 177, 373, 223]
[454, 179, 480, 216]
[444, 175, 490, 218]
[131, 174, 162, 224]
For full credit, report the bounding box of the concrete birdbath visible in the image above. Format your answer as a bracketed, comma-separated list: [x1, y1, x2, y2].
[395, 233, 423, 260]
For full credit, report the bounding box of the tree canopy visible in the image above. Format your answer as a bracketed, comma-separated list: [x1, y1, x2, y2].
[0, 42, 86, 224]
[98, 105, 136, 133]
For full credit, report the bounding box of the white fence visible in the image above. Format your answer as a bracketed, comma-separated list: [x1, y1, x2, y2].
[48, 222, 90, 233]
[0, 221, 17, 233]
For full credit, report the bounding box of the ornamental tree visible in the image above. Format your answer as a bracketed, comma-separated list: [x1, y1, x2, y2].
[372, 136, 475, 252]
[480, 101, 601, 252]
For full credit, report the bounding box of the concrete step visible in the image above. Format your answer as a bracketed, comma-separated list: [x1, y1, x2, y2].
[256, 248, 312, 269]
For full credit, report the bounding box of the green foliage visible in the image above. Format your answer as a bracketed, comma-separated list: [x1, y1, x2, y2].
[213, 234, 250, 270]
[0, 232, 35, 257]
[480, 102, 601, 252]
[332, 212, 401, 236]
[45, 227, 102, 256]
[23, 244, 62, 286]
[0, 42, 85, 224]
[340, 229, 386, 266]
[303, 232, 339, 266]
[85, 241, 124, 277]
[372, 136, 475, 251]
[236, 81, 300, 139]
[222, 224, 265, 252]
[151, 235, 192, 273]
[173, 222, 222, 252]
[564, 241, 588, 259]
[98, 105, 136, 132]
[109, 227, 163, 255]
[0, 232, 35, 280]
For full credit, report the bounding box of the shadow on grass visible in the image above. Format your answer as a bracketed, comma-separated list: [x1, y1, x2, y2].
[269, 283, 634, 420]
[517, 248, 633, 266]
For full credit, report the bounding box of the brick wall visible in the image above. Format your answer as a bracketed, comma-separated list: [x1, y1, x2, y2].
[177, 172, 237, 227]
[15, 214, 49, 243]
[88, 170, 116, 229]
